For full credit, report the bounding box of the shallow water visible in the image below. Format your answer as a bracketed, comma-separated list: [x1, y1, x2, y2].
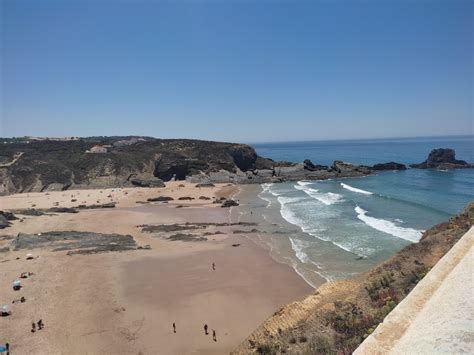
[232, 136, 474, 286]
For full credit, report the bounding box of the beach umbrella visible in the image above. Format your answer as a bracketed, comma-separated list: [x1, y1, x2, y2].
[12, 280, 21, 290]
[0, 345, 7, 353]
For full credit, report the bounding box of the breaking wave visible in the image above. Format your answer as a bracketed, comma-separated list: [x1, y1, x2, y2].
[355, 206, 423, 242]
[294, 183, 343, 205]
[341, 182, 373, 195]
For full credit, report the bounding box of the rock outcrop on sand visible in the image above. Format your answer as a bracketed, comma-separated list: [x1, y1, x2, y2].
[232, 202, 474, 355]
[0, 211, 18, 229]
[130, 178, 165, 188]
[410, 148, 473, 170]
[221, 199, 239, 208]
[8, 231, 137, 255]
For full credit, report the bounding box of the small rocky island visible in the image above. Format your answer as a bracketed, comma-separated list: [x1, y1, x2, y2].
[410, 148, 473, 170]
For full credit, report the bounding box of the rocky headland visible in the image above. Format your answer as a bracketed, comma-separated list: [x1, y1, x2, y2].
[1, 137, 471, 195]
[0, 137, 380, 195]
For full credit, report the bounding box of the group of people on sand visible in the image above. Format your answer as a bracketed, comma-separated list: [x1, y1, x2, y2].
[170, 262, 219, 343]
[172, 323, 218, 342]
[31, 319, 44, 333]
[2, 256, 44, 354]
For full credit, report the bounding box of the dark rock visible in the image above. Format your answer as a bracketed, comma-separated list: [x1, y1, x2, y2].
[44, 207, 78, 214]
[0, 211, 18, 221]
[410, 148, 472, 169]
[9, 209, 45, 216]
[195, 183, 215, 188]
[221, 199, 239, 208]
[303, 159, 328, 171]
[372, 162, 407, 170]
[166, 233, 207, 242]
[130, 178, 165, 188]
[198, 196, 211, 200]
[330, 161, 371, 175]
[0, 215, 10, 229]
[10, 231, 137, 255]
[75, 202, 116, 209]
[147, 196, 174, 202]
[178, 196, 195, 201]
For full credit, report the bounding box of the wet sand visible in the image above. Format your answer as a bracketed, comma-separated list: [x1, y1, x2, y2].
[0, 182, 313, 354]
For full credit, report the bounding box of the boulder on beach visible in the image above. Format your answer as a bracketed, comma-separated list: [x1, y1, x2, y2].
[130, 178, 165, 188]
[410, 148, 472, 169]
[221, 199, 239, 208]
[147, 196, 174, 202]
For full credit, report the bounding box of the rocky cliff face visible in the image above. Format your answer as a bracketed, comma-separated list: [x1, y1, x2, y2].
[0, 137, 378, 195]
[410, 148, 472, 169]
[232, 203, 474, 355]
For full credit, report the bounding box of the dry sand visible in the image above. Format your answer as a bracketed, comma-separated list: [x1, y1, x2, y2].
[0, 182, 313, 354]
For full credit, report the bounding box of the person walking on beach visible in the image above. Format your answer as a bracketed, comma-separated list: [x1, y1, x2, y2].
[212, 262, 215, 271]
[172, 322, 176, 333]
[212, 329, 216, 342]
[204, 324, 208, 335]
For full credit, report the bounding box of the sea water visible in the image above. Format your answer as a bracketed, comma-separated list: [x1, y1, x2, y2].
[231, 136, 473, 287]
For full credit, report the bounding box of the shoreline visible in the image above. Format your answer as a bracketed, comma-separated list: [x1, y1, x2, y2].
[0, 182, 313, 354]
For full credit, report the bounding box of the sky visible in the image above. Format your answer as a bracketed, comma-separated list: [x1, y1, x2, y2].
[1, 0, 472, 143]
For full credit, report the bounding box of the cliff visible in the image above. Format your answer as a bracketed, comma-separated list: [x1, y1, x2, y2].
[0, 137, 373, 195]
[232, 202, 474, 355]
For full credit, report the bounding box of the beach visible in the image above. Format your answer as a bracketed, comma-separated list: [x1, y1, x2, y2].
[0, 182, 313, 354]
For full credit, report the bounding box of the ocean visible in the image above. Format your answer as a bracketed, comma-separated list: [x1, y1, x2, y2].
[231, 136, 474, 287]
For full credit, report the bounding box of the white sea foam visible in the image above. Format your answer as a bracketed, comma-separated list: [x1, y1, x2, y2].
[355, 206, 423, 242]
[289, 238, 310, 263]
[294, 184, 343, 205]
[341, 182, 373, 195]
[278, 196, 360, 257]
[297, 180, 314, 186]
[258, 183, 275, 207]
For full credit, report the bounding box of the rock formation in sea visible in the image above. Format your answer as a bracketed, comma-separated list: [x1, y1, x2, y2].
[231, 202, 474, 355]
[372, 162, 407, 170]
[410, 148, 473, 169]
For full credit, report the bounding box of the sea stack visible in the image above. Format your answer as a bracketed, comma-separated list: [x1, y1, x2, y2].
[410, 148, 473, 169]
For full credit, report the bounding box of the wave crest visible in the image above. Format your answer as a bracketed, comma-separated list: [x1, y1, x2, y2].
[294, 184, 343, 205]
[355, 206, 423, 242]
[341, 182, 373, 195]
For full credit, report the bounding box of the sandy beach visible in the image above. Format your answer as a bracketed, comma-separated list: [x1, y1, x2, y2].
[0, 182, 313, 354]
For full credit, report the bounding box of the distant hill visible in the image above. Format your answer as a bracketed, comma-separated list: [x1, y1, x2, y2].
[0, 136, 374, 195]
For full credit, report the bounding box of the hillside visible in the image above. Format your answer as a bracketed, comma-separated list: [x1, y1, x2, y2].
[232, 202, 474, 355]
[0, 137, 373, 195]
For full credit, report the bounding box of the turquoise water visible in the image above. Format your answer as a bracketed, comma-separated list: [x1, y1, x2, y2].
[242, 136, 473, 285]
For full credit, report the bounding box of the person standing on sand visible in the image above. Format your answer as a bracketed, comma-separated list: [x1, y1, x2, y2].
[172, 322, 176, 333]
[212, 330, 216, 342]
[204, 324, 208, 335]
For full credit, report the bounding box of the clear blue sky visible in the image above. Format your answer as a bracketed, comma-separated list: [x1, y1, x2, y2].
[1, 0, 472, 142]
